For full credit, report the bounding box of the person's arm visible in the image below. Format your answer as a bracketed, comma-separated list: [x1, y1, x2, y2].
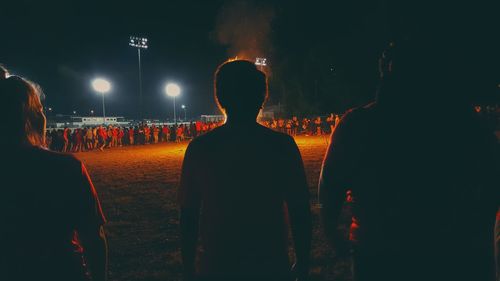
[284, 137, 312, 281]
[479, 124, 500, 280]
[79, 225, 108, 281]
[76, 164, 108, 281]
[318, 114, 353, 256]
[178, 142, 201, 281]
[180, 207, 199, 280]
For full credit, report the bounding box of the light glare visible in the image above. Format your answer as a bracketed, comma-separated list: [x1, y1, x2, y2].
[165, 83, 181, 97]
[92, 78, 111, 93]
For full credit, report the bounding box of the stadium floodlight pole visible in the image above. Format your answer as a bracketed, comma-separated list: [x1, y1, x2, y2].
[165, 83, 181, 124]
[181, 104, 186, 121]
[92, 78, 111, 125]
[129, 36, 148, 121]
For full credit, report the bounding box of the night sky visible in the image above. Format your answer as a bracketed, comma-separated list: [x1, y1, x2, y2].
[2, 1, 499, 119]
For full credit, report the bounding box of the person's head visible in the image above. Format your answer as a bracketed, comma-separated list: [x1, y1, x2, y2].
[1, 68, 46, 147]
[376, 27, 494, 113]
[214, 60, 267, 123]
[376, 37, 449, 110]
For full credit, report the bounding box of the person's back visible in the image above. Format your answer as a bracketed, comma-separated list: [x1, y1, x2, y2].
[3, 147, 106, 281]
[179, 60, 311, 281]
[322, 104, 497, 280]
[0, 68, 107, 281]
[182, 122, 307, 277]
[319, 40, 499, 281]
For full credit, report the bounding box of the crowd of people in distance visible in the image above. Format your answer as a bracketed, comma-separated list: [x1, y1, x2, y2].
[45, 114, 342, 153]
[45, 121, 224, 152]
[262, 114, 342, 136]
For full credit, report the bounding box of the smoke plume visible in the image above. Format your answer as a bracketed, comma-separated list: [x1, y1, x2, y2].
[214, 1, 274, 62]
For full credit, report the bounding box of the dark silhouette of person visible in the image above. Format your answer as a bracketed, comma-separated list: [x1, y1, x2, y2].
[319, 38, 499, 281]
[179, 60, 312, 281]
[0, 67, 108, 281]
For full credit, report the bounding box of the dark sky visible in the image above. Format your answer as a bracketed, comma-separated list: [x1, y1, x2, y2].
[2, 1, 499, 119]
[1, 1, 231, 119]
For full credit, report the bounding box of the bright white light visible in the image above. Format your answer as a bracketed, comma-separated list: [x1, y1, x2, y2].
[255, 57, 267, 66]
[92, 78, 111, 94]
[129, 36, 148, 49]
[165, 83, 181, 97]
[181, 105, 186, 109]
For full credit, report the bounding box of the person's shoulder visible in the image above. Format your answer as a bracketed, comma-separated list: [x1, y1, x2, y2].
[255, 124, 297, 146]
[33, 147, 82, 167]
[258, 123, 290, 137]
[338, 101, 376, 127]
[343, 101, 376, 120]
[331, 102, 377, 141]
[188, 126, 224, 147]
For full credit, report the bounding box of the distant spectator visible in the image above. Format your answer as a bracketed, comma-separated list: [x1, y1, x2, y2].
[162, 125, 170, 142]
[128, 127, 135, 145]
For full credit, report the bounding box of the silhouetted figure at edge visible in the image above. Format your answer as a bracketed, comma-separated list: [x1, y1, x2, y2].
[179, 60, 312, 281]
[319, 40, 499, 281]
[0, 66, 108, 281]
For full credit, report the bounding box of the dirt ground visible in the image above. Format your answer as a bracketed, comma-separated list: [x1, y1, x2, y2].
[75, 135, 352, 281]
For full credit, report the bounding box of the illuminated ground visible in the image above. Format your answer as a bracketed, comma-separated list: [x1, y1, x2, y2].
[75, 135, 352, 281]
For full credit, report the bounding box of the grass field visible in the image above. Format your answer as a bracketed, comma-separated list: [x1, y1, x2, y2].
[75, 135, 352, 281]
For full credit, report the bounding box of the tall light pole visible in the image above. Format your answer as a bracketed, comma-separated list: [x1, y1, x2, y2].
[129, 36, 148, 120]
[92, 78, 111, 125]
[181, 104, 187, 121]
[165, 83, 181, 124]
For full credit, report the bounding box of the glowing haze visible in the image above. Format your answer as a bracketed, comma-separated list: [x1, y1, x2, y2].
[214, 0, 274, 62]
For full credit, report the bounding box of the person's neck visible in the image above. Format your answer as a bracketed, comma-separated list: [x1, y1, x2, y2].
[224, 116, 258, 127]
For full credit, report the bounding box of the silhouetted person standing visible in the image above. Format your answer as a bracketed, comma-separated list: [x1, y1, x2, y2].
[319, 39, 499, 281]
[0, 67, 108, 281]
[179, 60, 312, 281]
